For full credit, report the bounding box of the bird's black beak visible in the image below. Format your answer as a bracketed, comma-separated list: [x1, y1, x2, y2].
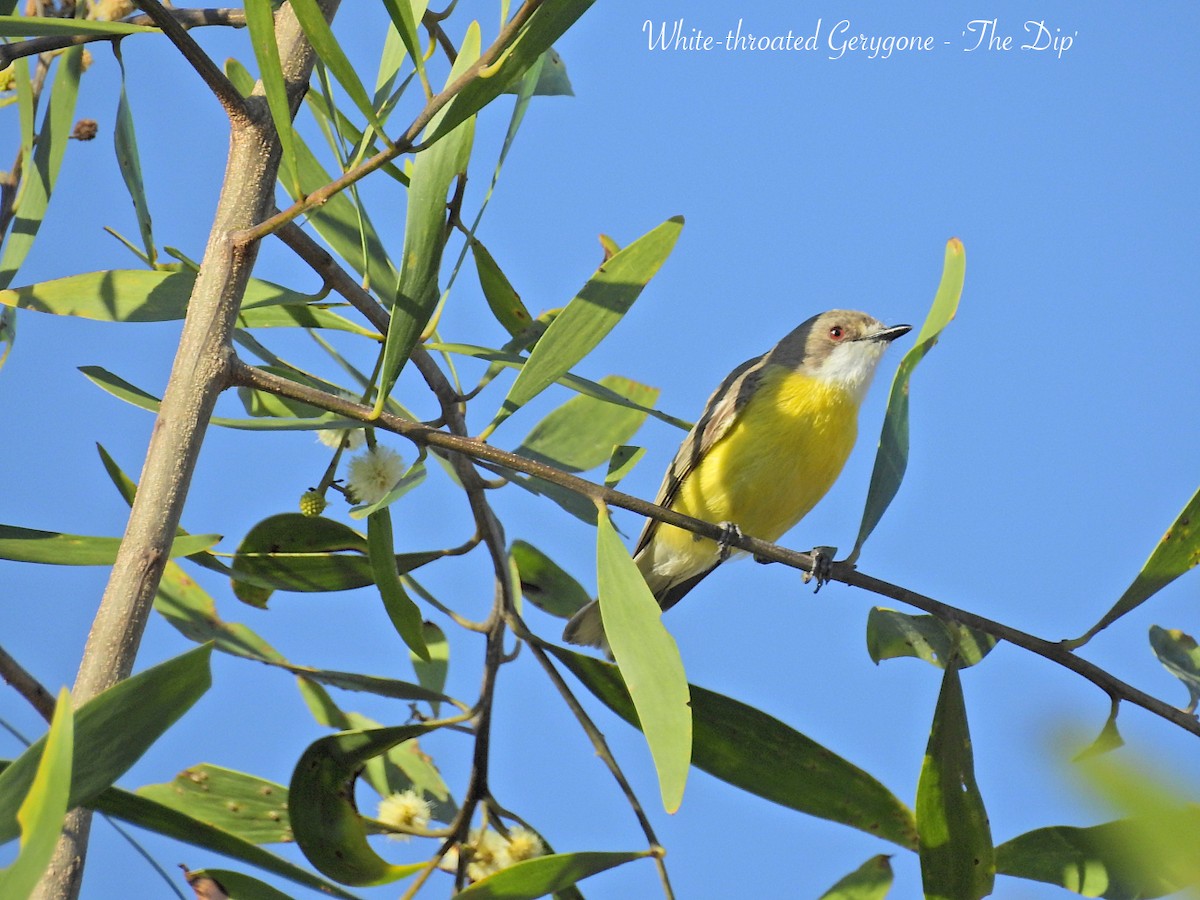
[870, 324, 913, 343]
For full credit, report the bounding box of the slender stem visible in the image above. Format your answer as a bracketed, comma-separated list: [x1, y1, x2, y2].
[227, 357, 1200, 740]
[0, 644, 56, 722]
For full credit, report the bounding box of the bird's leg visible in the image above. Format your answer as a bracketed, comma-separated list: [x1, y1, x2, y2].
[715, 522, 743, 562]
[802, 545, 838, 591]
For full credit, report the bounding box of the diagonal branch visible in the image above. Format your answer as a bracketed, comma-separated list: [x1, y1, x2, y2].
[226, 356, 1200, 741]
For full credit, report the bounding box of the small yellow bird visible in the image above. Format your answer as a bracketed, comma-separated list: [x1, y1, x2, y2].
[563, 310, 911, 649]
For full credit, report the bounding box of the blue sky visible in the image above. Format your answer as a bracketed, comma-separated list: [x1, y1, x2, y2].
[2, 2, 1199, 898]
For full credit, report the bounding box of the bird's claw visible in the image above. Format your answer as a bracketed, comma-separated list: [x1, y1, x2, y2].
[802, 546, 837, 592]
[716, 522, 743, 562]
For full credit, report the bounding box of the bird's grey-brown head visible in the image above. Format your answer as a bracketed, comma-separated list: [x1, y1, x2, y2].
[768, 310, 911, 400]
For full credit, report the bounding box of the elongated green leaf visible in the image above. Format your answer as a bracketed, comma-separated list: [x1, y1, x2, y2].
[553, 648, 917, 849]
[137, 765, 290, 845]
[1071, 486, 1200, 646]
[511, 540, 591, 619]
[595, 506, 691, 813]
[227, 59, 403, 299]
[291, 0, 387, 139]
[0, 689, 72, 900]
[1149, 625, 1200, 713]
[997, 814, 1200, 899]
[457, 851, 648, 899]
[818, 855, 894, 900]
[367, 509, 429, 659]
[0, 307, 13, 373]
[472, 238, 533, 337]
[0, 16, 156, 37]
[244, 0, 302, 198]
[411, 621, 449, 715]
[88, 787, 358, 899]
[866, 608, 996, 669]
[373, 25, 479, 416]
[917, 662, 994, 900]
[849, 238, 964, 563]
[183, 869, 295, 900]
[515, 375, 659, 473]
[605, 444, 646, 487]
[289, 725, 435, 885]
[0, 524, 218, 566]
[0, 47, 82, 290]
[485, 217, 682, 436]
[0, 645, 212, 843]
[111, 43, 155, 265]
[500, 46, 574, 97]
[379, 0, 429, 93]
[428, 0, 596, 144]
[230, 513, 439, 604]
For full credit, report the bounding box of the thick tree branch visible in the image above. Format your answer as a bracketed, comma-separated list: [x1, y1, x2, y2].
[32, 5, 341, 900]
[227, 356, 1200, 740]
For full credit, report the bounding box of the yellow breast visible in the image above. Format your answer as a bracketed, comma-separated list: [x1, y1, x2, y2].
[671, 366, 860, 542]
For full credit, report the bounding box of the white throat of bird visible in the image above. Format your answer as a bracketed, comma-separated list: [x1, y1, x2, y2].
[811, 337, 893, 403]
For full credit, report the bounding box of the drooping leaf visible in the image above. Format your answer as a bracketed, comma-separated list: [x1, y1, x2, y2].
[0, 524, 218, 566]
[866, 608, 996, 669]
[0, 16, 155, 37]
[367, 509, 430, 660]
[484, 217, 683, 436]
[849, 238, 965, 562]
[471, 238, 533, 337]
[1070, 486, 1200, 646]
[511, 540, 591, 619]
[817, 855, 894, 900]
[0, 645, 212, 843]
[244, 0, 302, 198]
[514, 375, 659, 473]
[411, 621, 449, 715]
[0, 47, 82, 290]
[605, 445, 646, 488]
[500, 46, 574, 97]
[111, 43, 156, 265]
[456, 851, 648, 899]
[289, 725, 436, 886]
[595, 506, 691, 813]
[373, 25, 479, 416]
[181, 869, 295, 900]
[916, 662, 994, 900]
[553, 649, 917, 850]
[379, 0, 429, 96]
[0, 689, 72, 899]
[1149, 625, 1200, 713]
[136, 765, 291, 845]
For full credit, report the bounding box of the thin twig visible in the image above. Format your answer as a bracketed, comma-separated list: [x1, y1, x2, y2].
[226, 357, 1200, 740]
[232, 0, 546, 244]
[0, 644, 56, 722]
[0, 8, 246, 69]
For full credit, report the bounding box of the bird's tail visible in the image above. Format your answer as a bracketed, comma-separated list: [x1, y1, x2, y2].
[562, 600, 608, 653]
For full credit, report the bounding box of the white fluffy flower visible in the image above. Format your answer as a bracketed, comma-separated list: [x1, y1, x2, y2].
[439, 826, 545, 882]
[377, 789, 431, 841]
[504, 825, 544, 863]
[346, 446, 404, 505]
[317, 428, 365, 450]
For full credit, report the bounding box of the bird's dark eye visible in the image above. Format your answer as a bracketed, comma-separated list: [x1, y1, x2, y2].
[828, 326, 845, 341]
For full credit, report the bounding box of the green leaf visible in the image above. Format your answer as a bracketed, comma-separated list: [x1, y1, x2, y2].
[367, 509, 430, 660]
[111, 43, 156, 266]
[348, 459, 427, 519]
[0, 524, 218, 566]
[411, 621, 449, 715]
[244, 0, 302, 198]
[0, 47, 82, 291]
[500, 46, 574, 97]
[514, 375, 659, 473]
[595, 506, 691, 813]
[605, 445, 646, 488]
[289, 725, 435, 886]
[230, 513, 439, 604]
[182, 869, 296, 900]
[553, 649, 917, 850]
[849, 238, 965, 563]
[866, 608, 996, 669]
[484, 216, 682, 436]
[87, 787, 358, 899]
[291, 0, 388, 140]
[136, 765, 291, 845]
[916, 662, 994, 900]
[511, 540, 591, 619]
[1149, 625, 1200, 713]
[0, 16, 156, 37]
[817, 855, 894, 900]
[379, 0, 429, 95]
[0, 689, 72, 900]
[427, 0, 597, 144]
[472, 238, 534, 337]
[456, 851, 648, 899]
[1071, 486, 1200, 646]
[0, 645, 212, 843]
[373, 24, 479, 417]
